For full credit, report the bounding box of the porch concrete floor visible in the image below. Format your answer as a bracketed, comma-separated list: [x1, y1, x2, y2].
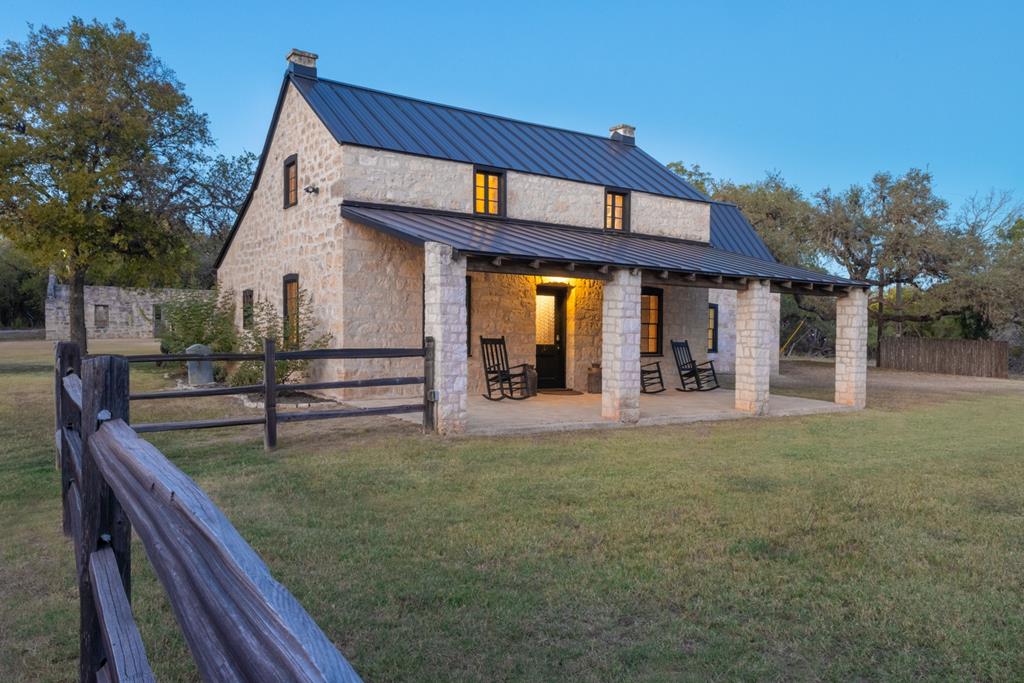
[346, 389, 854, 436]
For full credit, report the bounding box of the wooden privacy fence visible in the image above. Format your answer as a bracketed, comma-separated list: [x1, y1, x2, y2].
[55, 343, 365, 682]
[120, 337, 436, 448]
[879, 337, 1009, 378]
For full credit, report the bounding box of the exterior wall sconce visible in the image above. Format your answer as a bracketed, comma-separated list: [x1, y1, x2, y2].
[303, 185, 319, 195]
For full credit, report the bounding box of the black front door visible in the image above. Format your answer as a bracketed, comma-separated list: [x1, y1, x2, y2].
[535, 285, 567, 389]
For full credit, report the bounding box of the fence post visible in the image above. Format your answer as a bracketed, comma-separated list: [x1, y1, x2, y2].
[56, 341, 82, 535]
[423, 336, 436, 433]
[79, 355, 131, 683]
[263, 338, 277, 451]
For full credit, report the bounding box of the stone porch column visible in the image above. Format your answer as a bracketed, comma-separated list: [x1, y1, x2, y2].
[423, 242, 467, 434]
[835, 288, 868, 408]
[601, 268, 641, 423]
[735, 280, 772, 415]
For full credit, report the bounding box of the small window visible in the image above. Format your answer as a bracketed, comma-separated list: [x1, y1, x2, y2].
[242, 289, 254, 329]
[640, 287, 662, 355]
[283, 275, 299, 346]
[474, 169, 503, 215]
[707, 303, 719, 353]
[94, 304, 109, 329]
[153, 304, 165, 336]
[465, 276, 472, 357]
[605, 190, 630, 230]
[283, 154, 298, 208]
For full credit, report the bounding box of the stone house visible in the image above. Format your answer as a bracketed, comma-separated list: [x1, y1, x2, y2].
[44, 275, 205, 340]
[216, 50, 868, 434]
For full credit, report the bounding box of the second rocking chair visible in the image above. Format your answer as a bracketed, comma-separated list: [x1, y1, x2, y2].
[671, 339, 720, 391]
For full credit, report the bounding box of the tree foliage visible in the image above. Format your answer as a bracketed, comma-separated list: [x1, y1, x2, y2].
[0, 18, 251, 350]
[158, 288, 237, 354]
[0, 240, 46, 328]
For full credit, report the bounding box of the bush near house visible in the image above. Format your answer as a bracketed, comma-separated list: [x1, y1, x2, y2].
[157, 289, 236, 355]
[230, 288, 333, 387]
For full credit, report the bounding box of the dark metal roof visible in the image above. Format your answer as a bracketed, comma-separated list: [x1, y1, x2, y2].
[340, 203, 862, 288]
[709, 203, 776, 262]
[291, 74, 708, 201]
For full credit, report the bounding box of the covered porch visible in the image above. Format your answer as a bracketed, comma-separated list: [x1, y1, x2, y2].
[341, 203, 869, 435]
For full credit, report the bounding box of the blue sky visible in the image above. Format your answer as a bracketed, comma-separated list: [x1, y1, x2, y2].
[3, 1, 1021, 210]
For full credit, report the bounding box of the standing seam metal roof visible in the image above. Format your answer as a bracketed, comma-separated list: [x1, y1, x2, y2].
[340, 203, 862, 287]
[709, 203, 776, 262]
[291, 74, 708, 202]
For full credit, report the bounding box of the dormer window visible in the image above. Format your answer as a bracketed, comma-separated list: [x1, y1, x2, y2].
[283, 154, 298, 208]
[605, 190, 629, 230]
[474, 169, 504, 216]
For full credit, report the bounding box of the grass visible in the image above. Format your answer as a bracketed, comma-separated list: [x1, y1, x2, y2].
[2, 340, 1024, 681]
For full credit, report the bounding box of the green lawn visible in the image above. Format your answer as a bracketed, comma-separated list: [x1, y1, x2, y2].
[2, 341, 1024, 681]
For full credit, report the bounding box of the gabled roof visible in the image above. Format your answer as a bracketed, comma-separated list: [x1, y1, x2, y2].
[340, 202, 863, 289]
[291, 74, 708, 201]
[709, 203, 776, 262]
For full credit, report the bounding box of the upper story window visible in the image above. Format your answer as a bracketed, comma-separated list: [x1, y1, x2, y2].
[605, 190, 630, 230]
[474, 169, 504, 216]
[283, 154, 298, 208]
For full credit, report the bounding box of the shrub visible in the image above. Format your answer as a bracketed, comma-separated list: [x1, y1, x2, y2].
[158, 288, 237, 354]
[229, 288, 332, 387]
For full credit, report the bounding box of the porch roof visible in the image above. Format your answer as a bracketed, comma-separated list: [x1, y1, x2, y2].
[340, 202, 866, 290]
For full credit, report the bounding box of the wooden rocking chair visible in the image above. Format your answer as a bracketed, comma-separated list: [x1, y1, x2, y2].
[641, 361, 666, 393]
[671, 340, 720, 391]
[480, 336, 532, 400]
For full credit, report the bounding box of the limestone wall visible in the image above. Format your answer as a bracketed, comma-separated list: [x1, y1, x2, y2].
[708, 289, 781, 375]
[216, 82, 345, 385]
[45, 284, 208, 340]
[631, 192, 710, 241]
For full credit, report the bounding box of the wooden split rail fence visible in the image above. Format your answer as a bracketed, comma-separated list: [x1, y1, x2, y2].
[53, 339, 437, 681]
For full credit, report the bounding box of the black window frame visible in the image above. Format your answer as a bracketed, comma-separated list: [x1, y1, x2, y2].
[604, 188, 631, 231]
[707, 302, 719, 353]
[640, 286, 663, 356]
[283, 154, 298, 208]
[473, 166, 506, 217]
[465, 275, 472, 357]
[242, 289, 254, 330]
[282, 273, 299, 346]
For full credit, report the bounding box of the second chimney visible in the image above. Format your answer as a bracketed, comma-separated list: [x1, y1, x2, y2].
[286, 49, 318, 78]
[609, 123, 636, 145]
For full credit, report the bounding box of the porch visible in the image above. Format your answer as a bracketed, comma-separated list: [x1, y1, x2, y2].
[349, 385, 852, 435]
[340, 203, 870, 435]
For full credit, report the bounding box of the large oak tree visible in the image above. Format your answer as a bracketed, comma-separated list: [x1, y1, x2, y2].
[0, 18, 213, 352]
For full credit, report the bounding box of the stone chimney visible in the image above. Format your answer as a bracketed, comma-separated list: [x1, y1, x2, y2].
[286, 49, 318, 78]
[609, 123, 636, 145]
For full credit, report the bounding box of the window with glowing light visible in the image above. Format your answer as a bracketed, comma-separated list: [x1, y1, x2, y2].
[640, 287, 662, 355]
[707, 303, 719, 353]
[474, 169, 503, 215]
[605, 190, 629, 230]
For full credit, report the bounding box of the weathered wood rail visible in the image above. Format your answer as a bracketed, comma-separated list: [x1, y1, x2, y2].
[879, 337, 1009, 378]
[121, 337, 437, 448]
[56, 341, 442, 681]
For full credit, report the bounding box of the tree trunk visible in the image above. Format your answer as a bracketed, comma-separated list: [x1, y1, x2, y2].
[875, 281, 885, 367]
[69, 268, 88, 355]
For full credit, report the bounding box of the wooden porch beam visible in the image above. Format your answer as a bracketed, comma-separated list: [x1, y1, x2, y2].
[466, 257, 612, 281]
